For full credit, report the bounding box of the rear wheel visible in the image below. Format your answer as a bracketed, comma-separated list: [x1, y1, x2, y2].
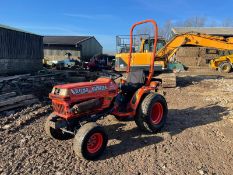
[73, 122, 108, 160]
[218, 61, 232, 73]
[44, 113, 72, 140]
[135, 93, 168, 133]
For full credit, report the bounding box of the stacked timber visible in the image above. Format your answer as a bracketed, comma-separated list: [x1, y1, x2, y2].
[0, 70, 93, 112]
[0, 93, 39, 112]
[0, 72, 62, 112]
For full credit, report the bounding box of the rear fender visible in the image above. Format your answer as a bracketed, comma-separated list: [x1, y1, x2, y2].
[129, 86, 155, 113]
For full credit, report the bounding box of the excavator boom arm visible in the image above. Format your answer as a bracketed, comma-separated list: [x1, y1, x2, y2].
[156, 32, 233, 61]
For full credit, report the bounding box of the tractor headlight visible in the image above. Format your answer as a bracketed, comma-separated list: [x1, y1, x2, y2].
[52, 87, 69, 96]
[51, 87, 55, 93]
[59, 89, 69, 96]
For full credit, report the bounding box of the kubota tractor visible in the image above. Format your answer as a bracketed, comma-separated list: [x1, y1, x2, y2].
[45, 19, 168, 160]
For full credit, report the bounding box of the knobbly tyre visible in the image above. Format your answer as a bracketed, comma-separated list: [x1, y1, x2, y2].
[44, 19, 168, 160]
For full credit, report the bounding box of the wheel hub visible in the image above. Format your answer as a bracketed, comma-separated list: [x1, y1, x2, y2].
[151, 102, 163, 124]
[87, 133, 103, 153]
[223, 65, 228, 71]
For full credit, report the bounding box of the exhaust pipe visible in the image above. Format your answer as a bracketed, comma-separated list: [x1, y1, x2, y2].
[71, 98, 102, 113]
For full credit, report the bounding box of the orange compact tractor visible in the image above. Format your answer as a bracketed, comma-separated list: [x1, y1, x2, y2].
[45, 19, 168, 160]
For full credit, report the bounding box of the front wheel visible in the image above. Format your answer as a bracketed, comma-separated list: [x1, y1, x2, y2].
[218, 61, 232, 73]
[44, 113, 73, 140]
[73, 122, 108, 160]
[135, 93, 168, 133]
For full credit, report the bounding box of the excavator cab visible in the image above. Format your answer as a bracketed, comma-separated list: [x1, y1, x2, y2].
[115, 35, 166, 71]
[140, 38, 166, 53]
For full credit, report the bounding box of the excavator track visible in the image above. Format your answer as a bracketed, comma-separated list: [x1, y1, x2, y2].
[154, 73, 176, 88]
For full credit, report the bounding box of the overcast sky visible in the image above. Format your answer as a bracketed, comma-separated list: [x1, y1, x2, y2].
[0, 0, 232, 53]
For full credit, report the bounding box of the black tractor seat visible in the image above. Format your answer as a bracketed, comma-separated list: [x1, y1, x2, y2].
[120, 70, 145, 95]
[116, 70, 145, 112]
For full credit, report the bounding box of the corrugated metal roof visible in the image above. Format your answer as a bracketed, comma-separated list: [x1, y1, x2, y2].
[172, 27, 233, 36]
[43, 36, 93, 45]
[0, 24, 40, 36]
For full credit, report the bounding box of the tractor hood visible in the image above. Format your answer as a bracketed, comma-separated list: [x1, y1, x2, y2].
[51, 78, 118, 97]
[54, 78, 114, 89]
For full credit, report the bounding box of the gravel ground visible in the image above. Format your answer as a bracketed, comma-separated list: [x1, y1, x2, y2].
[1, 72, 233, 175]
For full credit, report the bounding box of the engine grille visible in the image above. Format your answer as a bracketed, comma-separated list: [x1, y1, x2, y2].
[52, 102, 66, 115]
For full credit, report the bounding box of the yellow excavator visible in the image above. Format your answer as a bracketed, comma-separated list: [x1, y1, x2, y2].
[115, 32, 233, 87]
